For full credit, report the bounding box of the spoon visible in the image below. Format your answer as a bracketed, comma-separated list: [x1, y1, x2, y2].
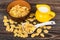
[22, 21, 56, 34]
[35, 21, 56, 28]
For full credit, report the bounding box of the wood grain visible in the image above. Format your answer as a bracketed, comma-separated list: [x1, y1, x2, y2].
[0, 0, 60, 40]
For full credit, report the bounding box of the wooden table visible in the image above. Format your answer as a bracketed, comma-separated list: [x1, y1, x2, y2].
[0, 0, 60, 40]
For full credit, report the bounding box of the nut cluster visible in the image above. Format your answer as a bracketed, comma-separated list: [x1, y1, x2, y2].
[3, 13, 52, 38]
[9, 5, 29, 18]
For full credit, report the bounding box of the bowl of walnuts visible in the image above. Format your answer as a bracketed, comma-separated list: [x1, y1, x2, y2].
[7, 0, 31, 18]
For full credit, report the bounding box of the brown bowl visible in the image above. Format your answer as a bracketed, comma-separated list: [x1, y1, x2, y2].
[7, 0, 31, 19]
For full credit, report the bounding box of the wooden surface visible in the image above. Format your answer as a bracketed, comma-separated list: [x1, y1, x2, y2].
[0, 0, 60, 40]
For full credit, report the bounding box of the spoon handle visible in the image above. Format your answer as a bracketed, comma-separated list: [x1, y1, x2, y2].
[35, 21, 56, 28]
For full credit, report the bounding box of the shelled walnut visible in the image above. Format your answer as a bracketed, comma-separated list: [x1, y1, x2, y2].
[9, 5, 29, 18]
[3, 15, 52, 38]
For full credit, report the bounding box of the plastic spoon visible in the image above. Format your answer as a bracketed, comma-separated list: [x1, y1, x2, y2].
[35, 21, 56, 28]
[22, 21, 56, 34]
